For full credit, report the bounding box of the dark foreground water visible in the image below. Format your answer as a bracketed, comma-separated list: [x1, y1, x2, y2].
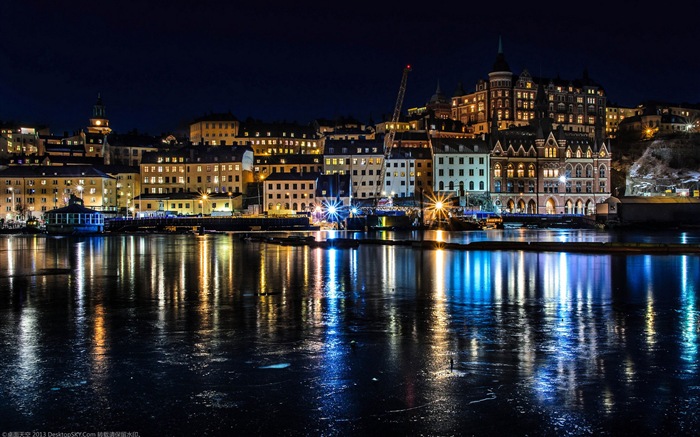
[1, 230, 699, 436]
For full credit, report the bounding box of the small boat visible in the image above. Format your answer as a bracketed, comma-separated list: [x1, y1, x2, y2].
[447, 217, 482, 231]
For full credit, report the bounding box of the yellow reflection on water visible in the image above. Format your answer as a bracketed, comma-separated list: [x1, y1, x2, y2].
[92, 304, 108, 375]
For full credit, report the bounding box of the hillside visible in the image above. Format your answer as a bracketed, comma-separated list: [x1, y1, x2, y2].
[612, 133, 700, 196]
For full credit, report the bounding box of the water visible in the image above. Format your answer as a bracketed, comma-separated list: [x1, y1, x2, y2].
[1, 231, 699, 436]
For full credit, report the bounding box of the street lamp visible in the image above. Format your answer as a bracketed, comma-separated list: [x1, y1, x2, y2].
[200, 193, 208, 216]
[228, 191, 233, 215]
[76, 185, 83, 200]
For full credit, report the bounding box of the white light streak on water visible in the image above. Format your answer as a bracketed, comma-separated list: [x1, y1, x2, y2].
[680, 255, 698, 372]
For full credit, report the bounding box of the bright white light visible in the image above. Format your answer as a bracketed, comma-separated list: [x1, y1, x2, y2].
[559, 175, 567, 183]
[351, 207, 358, 215]
[327, 205, 337, 214]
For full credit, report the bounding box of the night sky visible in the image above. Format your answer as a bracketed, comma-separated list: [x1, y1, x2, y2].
[1, 1, 698, 136]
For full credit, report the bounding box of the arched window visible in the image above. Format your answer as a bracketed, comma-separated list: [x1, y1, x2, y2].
[448, 181, 454, 191]
[586, 166, 592, 178]
[439, 181, 444, 191]
[517, 164, 524, 177]
[469, 181, 474, 190]
[528, 164, 535, 177]
[599, 165, 606, 178]
[494, 164, 502, 178]
[575, 165, 582, 178]
[507, 164, 514, 178]
[495, 181, 501, 192]
[479, 181, 484, 190]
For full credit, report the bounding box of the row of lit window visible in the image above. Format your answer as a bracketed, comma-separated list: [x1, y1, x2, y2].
[144, 164, 241, 173]
[267, 183, 315, 190]
[437, 157, 486, 165]
[437, 168, 486, 177]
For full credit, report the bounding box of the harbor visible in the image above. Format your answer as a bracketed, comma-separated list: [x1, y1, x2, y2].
[1, 230, 698, 435]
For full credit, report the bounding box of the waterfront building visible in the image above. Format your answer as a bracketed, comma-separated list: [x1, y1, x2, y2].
[431, 137, 491, 201]
[263, 171, 317, 214]
[134, 191, 243, 217]
[315, 173, 352, 210]
[451, 38, 607, 138]
[140, 145, 254, 196]
[323, 139, 385, 201]
[489, 115, 611, 215]
[384, 146, 433, 199]
[0, 165, 116, 220]
[44, 195, 104, 234]
[189, 112, 240, 145]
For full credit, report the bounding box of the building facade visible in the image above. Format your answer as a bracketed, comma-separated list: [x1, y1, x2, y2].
[263, 172, 318, 214]
[322, 139, 385, 202]
[490, 126, 611, 215]
[237, 122, 321, 155]
[189, 112, 240, 145]
[451, 38, 607, 138]
[1, 165, 116, 220]
[140, 146, 254, 196]
[432, 138, 491, 197]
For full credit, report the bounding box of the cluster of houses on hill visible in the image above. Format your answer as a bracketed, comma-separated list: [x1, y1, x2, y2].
[2, 40, 698, 228]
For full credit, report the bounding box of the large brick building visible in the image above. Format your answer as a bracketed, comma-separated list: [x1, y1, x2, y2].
[451, 38, 607, 139]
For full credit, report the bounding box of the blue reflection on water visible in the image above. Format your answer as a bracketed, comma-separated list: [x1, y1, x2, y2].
[1, 233, 699, 435]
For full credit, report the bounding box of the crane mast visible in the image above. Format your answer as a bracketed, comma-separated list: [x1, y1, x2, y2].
[376, 64, 411, 205]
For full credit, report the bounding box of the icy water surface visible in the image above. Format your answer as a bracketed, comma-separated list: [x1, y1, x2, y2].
[0, 232, 699, 436]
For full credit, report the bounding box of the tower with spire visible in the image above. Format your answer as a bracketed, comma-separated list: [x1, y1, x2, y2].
[487, 36, 514, 132]
[88, 93, 112, 135]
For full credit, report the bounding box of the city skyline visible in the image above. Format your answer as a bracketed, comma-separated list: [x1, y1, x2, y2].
[1, 1, 699, 135]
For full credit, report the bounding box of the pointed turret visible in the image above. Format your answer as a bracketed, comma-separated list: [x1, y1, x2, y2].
[491, 35, 511, 73]
[429, 81, 446, 104]
[530, 80, 552, 137]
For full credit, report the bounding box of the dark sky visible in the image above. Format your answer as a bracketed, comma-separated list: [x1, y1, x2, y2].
[1, 0, 698, 136]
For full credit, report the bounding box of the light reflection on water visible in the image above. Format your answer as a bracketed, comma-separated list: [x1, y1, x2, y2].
[0, 232, 699, 435]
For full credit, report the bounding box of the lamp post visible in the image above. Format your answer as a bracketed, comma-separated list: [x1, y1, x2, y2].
[228, 191, 233, 216]
[200, 193, 208, 216]
[77, 185, 83, 200]
[559, 175, 567, 214]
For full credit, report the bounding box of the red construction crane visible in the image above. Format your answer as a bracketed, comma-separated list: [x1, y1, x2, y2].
[376, 64, 411, 207]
